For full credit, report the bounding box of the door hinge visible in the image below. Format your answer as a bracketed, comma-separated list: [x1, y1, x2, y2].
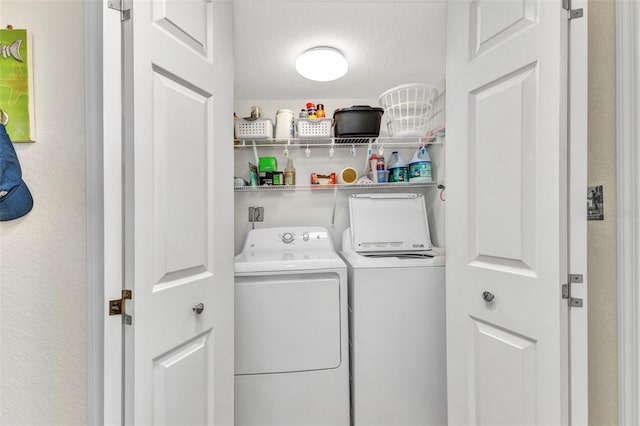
[562, 0, 584, 20]
[109, 289, 133, 325]
[562, 274, 583, 307]
[107, 0, 131, 21]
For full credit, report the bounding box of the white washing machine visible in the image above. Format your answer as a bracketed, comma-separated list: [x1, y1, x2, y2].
[341, 193, 447, 426]
[234, 226, 350, 426]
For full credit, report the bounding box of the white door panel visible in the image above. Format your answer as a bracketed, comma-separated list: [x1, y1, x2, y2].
[122, 1, 234, 425]
[151, 70, 211, 284]
[470, 318, 536, 426]
[446, 1, 571, 425]
[469, 63, 538, 272]
[153, 0, 210, 52]
[153, 333, 213, 426]
[470, 0, 538, 58]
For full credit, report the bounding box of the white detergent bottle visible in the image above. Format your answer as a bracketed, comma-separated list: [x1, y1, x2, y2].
[409, 147, 433, 182]
[387, 151, 409, 183]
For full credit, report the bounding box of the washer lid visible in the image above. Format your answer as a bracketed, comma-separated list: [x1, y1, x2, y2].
[349, 193, 432, 254]
[342, 228, 445, 267]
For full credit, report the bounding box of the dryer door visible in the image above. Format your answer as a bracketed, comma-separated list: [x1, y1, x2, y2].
[235, 273, 342, 375]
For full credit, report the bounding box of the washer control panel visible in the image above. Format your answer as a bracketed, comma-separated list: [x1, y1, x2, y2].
[243, 227, 333, 251]
[279, 230, 323, 245]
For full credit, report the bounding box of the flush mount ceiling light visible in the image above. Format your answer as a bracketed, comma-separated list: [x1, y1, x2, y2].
[296, 47, 349, 82]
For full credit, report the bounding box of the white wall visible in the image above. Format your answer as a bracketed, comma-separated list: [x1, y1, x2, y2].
[234, 99, 446, 253]
[0, 1, 87, 424]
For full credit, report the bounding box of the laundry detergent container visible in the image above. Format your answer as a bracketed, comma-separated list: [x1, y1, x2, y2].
[333, 106, 384, 139]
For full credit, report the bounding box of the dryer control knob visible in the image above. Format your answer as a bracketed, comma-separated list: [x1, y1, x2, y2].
[282, 232, 294, 244]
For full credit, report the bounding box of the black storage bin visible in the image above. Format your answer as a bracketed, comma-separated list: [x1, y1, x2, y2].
[333, 106, 384, 139]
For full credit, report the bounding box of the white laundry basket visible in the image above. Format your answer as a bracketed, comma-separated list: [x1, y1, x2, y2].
[378, 84, 439, 137]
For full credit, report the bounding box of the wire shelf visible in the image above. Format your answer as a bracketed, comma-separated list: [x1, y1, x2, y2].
[233, 135, 444, 149]
[234, 181, 439, 193]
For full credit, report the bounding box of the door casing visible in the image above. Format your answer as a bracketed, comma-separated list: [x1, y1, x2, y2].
[86, 1, 590, 423]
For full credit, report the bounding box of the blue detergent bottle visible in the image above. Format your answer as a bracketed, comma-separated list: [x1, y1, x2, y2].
[387, 151, 409, 183]
[409, 147, 433, 182]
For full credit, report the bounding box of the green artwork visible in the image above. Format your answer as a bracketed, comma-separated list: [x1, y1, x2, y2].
[0, 29, 33, 142]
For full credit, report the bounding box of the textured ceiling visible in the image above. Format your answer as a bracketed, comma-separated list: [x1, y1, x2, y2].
[233, 0, 447, 100]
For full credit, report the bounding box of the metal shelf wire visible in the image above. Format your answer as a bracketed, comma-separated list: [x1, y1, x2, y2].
[234, 181, 439, 193]
[233, 135, 444, 149]
[233, 134, 445, 193]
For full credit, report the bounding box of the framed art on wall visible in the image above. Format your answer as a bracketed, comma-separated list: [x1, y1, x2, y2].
[0, 28, 35, 142]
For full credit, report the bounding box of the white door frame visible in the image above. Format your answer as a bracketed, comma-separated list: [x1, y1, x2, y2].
[568, 2, 589, 423]
[617, 1, 640, 424]
[83, 1, 593, 424]
[85, 1, 124, 425]
[84, 0, 104, 424]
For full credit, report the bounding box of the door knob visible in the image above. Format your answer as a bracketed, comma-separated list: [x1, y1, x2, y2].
[482, 291, 495, 303]
[192, 303, 205, 314]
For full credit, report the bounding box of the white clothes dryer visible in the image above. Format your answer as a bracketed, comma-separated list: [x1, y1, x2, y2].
[341, 193, 447, 426]
[234, 226, 350, 426]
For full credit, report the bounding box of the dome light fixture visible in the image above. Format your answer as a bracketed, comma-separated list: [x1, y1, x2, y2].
[295, 47, 349, 82]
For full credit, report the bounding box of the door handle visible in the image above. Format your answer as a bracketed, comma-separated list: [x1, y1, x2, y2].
[192, 303, 205, 314]
[482, 291, 495, 303]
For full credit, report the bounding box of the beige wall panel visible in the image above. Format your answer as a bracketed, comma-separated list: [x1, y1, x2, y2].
[587, 1, 618, 425]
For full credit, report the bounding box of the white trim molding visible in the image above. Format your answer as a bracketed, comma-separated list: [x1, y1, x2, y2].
[84, 0, 103, 424]
[617, 1, 640, 425]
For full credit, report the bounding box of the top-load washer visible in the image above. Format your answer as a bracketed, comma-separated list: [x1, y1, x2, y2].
[234, 226, 349, 426]
[341, 193, 447, 426]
